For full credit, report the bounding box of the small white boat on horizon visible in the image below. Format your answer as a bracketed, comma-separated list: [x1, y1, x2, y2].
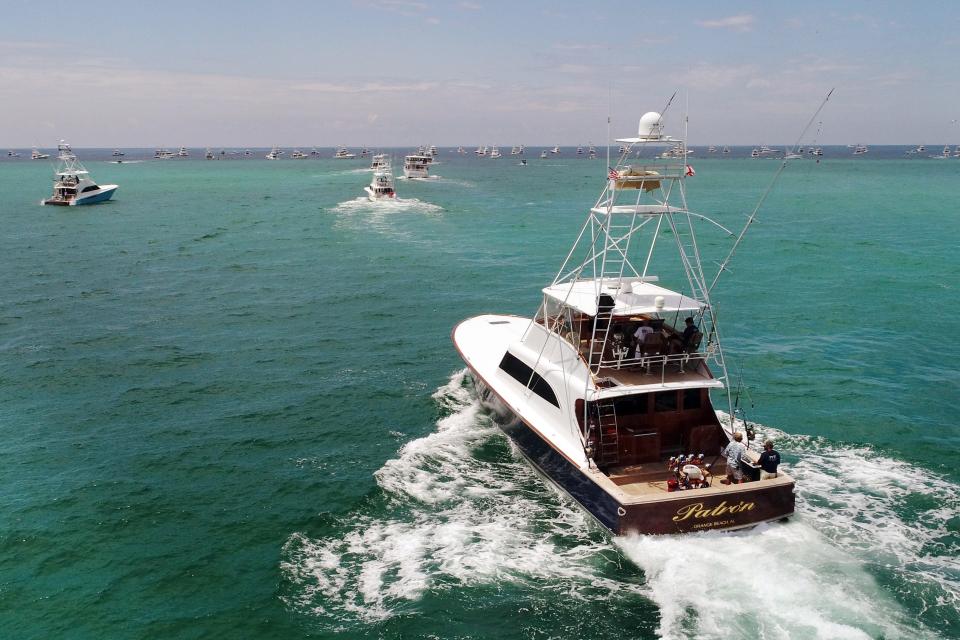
[333, 146, 356, 159]
[31, 148, 50, 160]
[266, 146, 283, 160]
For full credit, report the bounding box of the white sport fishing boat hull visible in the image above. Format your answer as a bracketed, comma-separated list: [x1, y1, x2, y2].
[42, 184, 118, 206]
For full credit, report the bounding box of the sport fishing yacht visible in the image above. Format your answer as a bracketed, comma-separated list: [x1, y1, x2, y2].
[177, 146, 189, 157]
[453, 109, 795, 535]
[370, 153, 389, 171]
[403, 153, 431, 179]
[154, 148, 175, 160]
[41, 141, 118, 206]
[489, 146, 502, 158]
[333, 146, 356, 159]
[364, 163, 396, 201]
[31, 148, 50, 160]
[290, 149, 307, 159]
[265, 146, 282, 160]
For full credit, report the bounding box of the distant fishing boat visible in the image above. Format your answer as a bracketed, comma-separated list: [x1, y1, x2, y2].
[370, 153, 389, 171]
[333, 146, 356, 159]
[365, 163, 397, 201]
[290, 149, 307, 159]
[177, 146, 189, 157]
[852, 144, 868, 155]
[205, 148, 215, 160]
[489, 146, 502, 159]
[112, 149, 124, 157]
[41, 141, 118, 206]
[403, 153, 431, 179]
[266, 146, 283, 160]
[31, 148, 50, 160]
[154, 148, 175, 159]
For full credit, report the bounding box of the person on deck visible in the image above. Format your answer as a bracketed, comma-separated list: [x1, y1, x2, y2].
[721, 432, 747, 484]
[758, 439, 781, 480]
[670, 317, 699, 353]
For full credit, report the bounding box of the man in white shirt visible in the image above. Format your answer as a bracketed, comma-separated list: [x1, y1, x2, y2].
[721, 432, 748, 484]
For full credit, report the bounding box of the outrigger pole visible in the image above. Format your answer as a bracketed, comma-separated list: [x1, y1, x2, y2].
[708, 88, 835, 294]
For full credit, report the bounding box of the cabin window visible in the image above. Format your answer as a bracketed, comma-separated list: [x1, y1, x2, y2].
[654, 391, 678, 412]
[615, 395, 649, 415]
[683, 388, 702, 410]
[498, 352, 559, 407]
[81, 185, 100, 193]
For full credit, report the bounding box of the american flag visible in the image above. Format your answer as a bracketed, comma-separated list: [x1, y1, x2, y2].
[608, 167, 620, 180]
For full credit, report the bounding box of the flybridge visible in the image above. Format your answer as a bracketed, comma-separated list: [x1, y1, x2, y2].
[542, 280, 704, 318]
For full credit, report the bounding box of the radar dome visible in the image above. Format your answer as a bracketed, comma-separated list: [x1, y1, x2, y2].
[638, 112, 664, 139]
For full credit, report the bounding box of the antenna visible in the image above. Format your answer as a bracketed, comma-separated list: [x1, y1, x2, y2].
[709, 88, 834, 294]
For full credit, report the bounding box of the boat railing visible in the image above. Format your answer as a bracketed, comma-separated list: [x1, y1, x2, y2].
[613, 163, 687, 179]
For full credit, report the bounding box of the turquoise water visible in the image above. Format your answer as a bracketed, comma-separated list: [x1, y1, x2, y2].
[1, 150, 958, 639]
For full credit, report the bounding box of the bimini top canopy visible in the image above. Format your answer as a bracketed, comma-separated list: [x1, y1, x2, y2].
[543, 279, 705, 317]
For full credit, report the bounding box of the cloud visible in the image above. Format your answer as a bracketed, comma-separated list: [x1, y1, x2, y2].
[458, 1, 481, 9]
[425, 16, 440, 24]
[697, 14, 755, 32]
[291, 81, 440, 93]
[354, 0, 428, 16]
[552, 43, 604, 51]
[556, 63, 593, 75]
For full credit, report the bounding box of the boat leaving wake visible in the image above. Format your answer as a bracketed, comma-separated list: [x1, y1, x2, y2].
[329, 197, 443, 214]
[280, 371, 958, 638]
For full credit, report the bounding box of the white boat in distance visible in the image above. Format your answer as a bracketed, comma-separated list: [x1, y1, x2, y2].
[489, 146, 502, 158]
[290, 149, 307, 159]
[364, 163, 397, 201]
[266, 147, 283, 160]
[112, 149, 124, 157]
[31, 148, 50, 160]
[852, 144, 868, 155]
[154, 148, 175, 159]
[177, 146, 189, 157]
[41, 141, 118, 206]
[333, 146, 356, 159]
[370, 153, 389, 171]
[403, 153, 431, 179]
[453, 109, 795, 535]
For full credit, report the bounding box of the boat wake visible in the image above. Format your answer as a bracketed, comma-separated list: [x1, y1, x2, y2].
[280, 372, 959, 638]
[329, 197, 443, 214]
[280, 370, 642, 628]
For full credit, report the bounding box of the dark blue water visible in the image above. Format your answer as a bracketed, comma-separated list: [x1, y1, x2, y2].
[1, 149, 957, 638]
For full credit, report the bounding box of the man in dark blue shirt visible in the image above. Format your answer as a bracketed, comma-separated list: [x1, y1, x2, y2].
[758, 439, 781, 480]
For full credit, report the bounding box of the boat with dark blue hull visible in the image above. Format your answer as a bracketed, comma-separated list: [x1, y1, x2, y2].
[453, 108, 795, 535]
[41, 141, 118, 206]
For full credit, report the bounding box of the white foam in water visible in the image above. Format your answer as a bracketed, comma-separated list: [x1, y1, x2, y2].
[329, 196, 443, 215]
[281, 370, 644, 624]
[282, 379, 958, 637]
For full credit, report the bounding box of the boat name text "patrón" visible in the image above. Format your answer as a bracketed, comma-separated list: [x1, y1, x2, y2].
[672, 500, 756, 522]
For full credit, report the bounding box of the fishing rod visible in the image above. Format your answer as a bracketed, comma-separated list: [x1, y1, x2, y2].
[708, 88, 835, 294]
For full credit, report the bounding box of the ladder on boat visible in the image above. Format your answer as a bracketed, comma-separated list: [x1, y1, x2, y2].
[594, 400, 620, 466]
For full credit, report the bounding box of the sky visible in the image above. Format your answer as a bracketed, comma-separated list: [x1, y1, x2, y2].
[1, 0, 958, 147]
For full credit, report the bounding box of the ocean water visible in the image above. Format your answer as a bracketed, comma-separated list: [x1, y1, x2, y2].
[1, 148, 958, 639]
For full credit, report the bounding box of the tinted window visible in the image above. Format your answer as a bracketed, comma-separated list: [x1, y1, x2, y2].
[654, 391, 678, 412]
[615, 395, 649, 415]
[498, 352, 559, 407]
[683, 388, 702, 410]
[81, 185, 100, 193]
